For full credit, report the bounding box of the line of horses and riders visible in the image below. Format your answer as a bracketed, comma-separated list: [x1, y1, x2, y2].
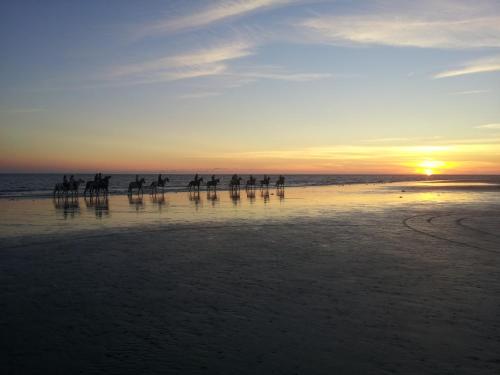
[53, 173, 286, 198]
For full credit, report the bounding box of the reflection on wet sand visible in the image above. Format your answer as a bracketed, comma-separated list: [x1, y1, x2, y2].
[261, 188, 270, 203]
[150, 193, 166, 212]
[84, 196, 109, 218]
[53, 196, 80, 219]
[4, 182, 500, 240]
[277, 187, 285, 201]
[128, 195, 144, 212]
[188, 191, 202, 210]
[207, 191, 219, 207]
[246, 189, 256, 203]
[229, 190, 240, 206]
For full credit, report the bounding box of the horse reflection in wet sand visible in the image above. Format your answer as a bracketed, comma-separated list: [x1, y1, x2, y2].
[53, 196, 80, 219]
[189, 190, 202, 210]
[128, 194, 144, 211]
[84, 195, 109, 218]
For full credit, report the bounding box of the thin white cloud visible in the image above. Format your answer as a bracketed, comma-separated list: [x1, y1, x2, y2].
[141, 0, 296, 36]
[235, 71, 332, 82]
[451, 89, 490, 95]
[179, 91, 222, 99]
[111, 41, 255, 79]
[476, 123, 500, 129]
[434, 55, 500, 79]
[299, 0, 500, 49]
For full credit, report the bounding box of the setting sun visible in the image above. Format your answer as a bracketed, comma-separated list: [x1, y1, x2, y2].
[417, 160, 445, 175]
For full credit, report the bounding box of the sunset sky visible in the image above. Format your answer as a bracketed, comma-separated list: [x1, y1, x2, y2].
[1, 0, 499, 174]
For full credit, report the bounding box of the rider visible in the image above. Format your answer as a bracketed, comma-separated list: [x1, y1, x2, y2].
[211, 174, 216, 182]
[69, 175, 75, 187]
[63, 175, 68, 188]
[157, 173, 162, 185]
[194, 173, 199, 182]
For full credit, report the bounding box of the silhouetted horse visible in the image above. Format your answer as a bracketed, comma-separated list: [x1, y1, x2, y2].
[245, 176, 256, 190]
[53, 178, 84, 197]
[229, 176, 242, 192]
[128, 177, 146, 195]
[150, 176, 169, 195]
[275, 175, 285, 189]
[188, 177, 203, 192]
[260, 176, 271, 189]
[84, 176, 111, 196]
[206, 178, 220, 191]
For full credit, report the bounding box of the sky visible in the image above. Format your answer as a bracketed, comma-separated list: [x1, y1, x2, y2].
[0, 0, 499, 174]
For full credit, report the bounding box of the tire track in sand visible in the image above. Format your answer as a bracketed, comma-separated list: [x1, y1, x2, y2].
[403, 213, 498, 253]
[455, 217, 500, 238]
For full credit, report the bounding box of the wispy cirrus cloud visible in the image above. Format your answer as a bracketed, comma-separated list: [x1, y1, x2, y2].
[451, 89, 491, 95]
[110, 41, 255, 82]
[140, 0, 297, 36]
[109, 40, 332, 88]
[434, 55, 500, 79]
[299, 1, 500, 49]
[475, 123, 500, 129]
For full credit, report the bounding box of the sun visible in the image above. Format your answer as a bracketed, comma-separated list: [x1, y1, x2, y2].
[417, 160, 445, 176]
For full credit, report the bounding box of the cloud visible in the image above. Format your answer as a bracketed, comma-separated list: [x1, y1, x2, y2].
[475, 123, 500, 129]
[434, 55, 500, 78]
[109, 40, 332, 88]
[111, 41, 255, 81]
[140, 0, 296, 36]
[179, 91, 222, 99]
[107, 41, 257, 86]
[451, 89, 490, 95]
[299, 1, 500, 49]
[234, 71, 332, 82]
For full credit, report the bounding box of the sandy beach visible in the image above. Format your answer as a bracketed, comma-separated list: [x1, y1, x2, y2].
[1, 181, 500, 374]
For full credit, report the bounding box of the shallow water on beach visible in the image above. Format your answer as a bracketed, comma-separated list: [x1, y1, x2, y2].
[1, 181, 499, 240]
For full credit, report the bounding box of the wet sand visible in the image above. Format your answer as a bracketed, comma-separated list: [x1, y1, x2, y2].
[1, 182, 500, 374]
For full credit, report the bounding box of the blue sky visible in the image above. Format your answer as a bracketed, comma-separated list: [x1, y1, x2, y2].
[1, 0, 499, 173]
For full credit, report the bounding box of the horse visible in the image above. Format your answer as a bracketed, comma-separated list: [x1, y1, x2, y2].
[206, 178, 220, 191]
[275, 175, 285, 189]
[83, 180, 96, 196]
[245, 176, 256, 190]
[98, 176, 111, 195]
[229, 176, 242, 192]
[53, 178, 84, 197]
[128, 177, 146, 195]
[150, 176, 169, 195]
[260, 176, 271, 189]
[188, 177, 203, 192]
[85, 176, 111, 196]
[53, 182, 67, 197]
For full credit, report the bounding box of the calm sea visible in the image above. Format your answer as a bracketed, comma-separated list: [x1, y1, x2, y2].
[0, 173, 498, 198]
